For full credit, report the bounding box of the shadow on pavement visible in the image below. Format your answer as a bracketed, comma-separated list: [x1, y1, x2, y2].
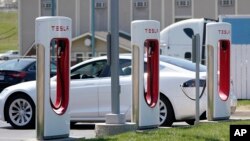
[70, 123, 95, 130]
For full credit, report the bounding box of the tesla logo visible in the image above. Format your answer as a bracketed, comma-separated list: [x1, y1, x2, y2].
[51, 25, 69, 32]
[218, 29, 230, 35]
[145, 28, 159, 34]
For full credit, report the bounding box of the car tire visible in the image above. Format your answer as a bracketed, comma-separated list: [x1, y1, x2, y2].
[185, 111, 207, 125]
[159, 95, 175, 126]
[70, 121, 77, 128]
[4, 94, 35, 129]
[185, 119, 195, 125]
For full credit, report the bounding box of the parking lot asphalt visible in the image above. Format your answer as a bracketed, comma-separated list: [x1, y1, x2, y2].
[0, 122, 96, 141]
[0, 110, 249, 141]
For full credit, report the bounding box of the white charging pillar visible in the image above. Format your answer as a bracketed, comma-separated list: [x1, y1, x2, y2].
[131, 20, 160, 129]
[206, 22, 231, 120]
[36, 16, 71, 140]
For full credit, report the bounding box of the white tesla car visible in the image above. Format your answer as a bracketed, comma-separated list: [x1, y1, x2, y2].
[0, 55, 219, 129]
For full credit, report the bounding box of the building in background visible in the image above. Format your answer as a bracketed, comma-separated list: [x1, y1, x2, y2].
[0, 0, 17, 9]
[18, 0, 250, 63]
[0, 0, 3, 7]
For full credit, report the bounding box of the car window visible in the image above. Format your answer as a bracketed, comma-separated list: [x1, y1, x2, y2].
[50, 63, 57, 73]
[159, 56, 207, 72]
[71, 60, 108, 79]
[120, 59, 168, 75]
[27, 62, 56, 72]
[0, 59, 33, 71]
[120, 59, 171, 75]
[120, 59, 132, 76]
[119, 59, 165, 75]
[12, 51, 19, 55]
[118, 59, 147, 76]
[28, 63, 36, 71]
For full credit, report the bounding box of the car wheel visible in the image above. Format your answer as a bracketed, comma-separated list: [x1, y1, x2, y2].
[159, 95, 175, 126]
[4, 94, 35, 129]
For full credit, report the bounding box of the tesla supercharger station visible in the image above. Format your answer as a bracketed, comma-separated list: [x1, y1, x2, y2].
[36, 16, 71, 140]
[206, 22, 231, 120]
[131, 20, 160, 129]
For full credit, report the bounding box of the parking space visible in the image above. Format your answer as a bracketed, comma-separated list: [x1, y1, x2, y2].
[0, 121, 36, 141]
[1, 110, 249, 141]
[0, 121, 95, 141]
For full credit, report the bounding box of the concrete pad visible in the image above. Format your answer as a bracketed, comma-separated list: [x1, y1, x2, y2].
[230, 110, 250, 120]
[95, 122, 137, 137]
[105, 113, 126, 124]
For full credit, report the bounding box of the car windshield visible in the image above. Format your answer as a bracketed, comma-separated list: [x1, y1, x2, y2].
[159, 56, 207, 72]
[0, 59, 34, 71]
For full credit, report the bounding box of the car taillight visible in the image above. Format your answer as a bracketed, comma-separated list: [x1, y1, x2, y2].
[8, 72, 27, 79]
[180, 79, 206, 100]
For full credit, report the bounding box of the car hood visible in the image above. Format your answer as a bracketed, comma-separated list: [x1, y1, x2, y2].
[1, 81, 37, 97]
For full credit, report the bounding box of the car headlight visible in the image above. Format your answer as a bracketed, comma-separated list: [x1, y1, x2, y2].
[180, 79, 206, 100]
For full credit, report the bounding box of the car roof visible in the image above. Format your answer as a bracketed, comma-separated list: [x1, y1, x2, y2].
[71, 54, 207, 73]
[8, 58, 36, 62]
